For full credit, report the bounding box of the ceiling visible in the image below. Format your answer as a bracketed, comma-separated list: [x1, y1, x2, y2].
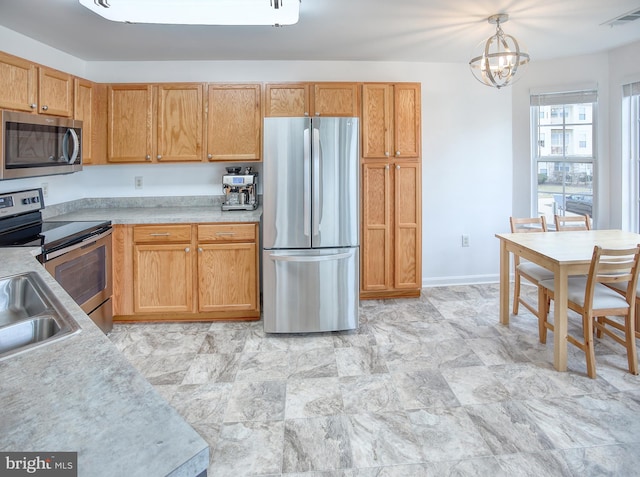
[1, 0, 639, 63]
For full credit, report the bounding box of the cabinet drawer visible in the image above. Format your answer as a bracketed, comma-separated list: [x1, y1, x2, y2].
[133, 225, 192, 243]
[198, 224, 256, 242]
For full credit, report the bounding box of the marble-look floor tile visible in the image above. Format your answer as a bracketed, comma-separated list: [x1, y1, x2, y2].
[463, 401, 555, 455]
[335, 346, 388, 377]
[235, 350, 290, 381]
[347, 411, 424, 468]
[199, 329, 247, 354]
[283, 416, 352, 473]
[441, 366, 510, 405]
[407, 407, 493, 462]
[380, 340, 483, 373]
[170, 382, 232, 423]
[332, 325, 377, 349]
[465, 336, 531, 366]
[211, 420, 284, 476]
[369, 320, 461, 346]
[561, 443, 640, 476]
[133, 353, 196, 385]
[391, 369, 460, 410]
[285, 377, 343, 419]
[340, 374, 403, 413]
[288, 347, 338, 379]
[223, 381, 286, 422]
[181, 353, 241, 384]
[494, 450, 574, 477]
[428, 456, 507, 476]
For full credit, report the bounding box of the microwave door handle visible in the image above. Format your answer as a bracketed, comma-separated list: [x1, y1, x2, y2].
[62, 129, 80, 163]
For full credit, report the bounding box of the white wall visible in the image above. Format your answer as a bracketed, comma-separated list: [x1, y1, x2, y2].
[0, 27, 525, 286]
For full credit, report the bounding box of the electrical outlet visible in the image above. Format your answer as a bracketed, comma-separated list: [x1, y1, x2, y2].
[134, 176, 143, 190]
[41, 182, 49, 197]
[461, 234, 470, 247]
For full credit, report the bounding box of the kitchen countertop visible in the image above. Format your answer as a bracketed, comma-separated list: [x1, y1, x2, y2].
[0, 248, 209, 477]
[42, 195, 262, 224]
[50, 206, 262, 224]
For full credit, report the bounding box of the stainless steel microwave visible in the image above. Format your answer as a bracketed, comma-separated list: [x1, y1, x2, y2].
[1, 110, 82, 180]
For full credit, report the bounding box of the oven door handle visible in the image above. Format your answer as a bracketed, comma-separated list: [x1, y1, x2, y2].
[44, 229, 112, 261]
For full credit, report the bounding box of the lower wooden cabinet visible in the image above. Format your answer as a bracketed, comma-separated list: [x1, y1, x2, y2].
[361, 160, 421, 298]
[112, 222, 260, 321]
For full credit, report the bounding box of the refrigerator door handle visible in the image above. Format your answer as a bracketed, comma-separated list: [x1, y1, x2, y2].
[303, 127, 312, 238]
[268, 251, 354, 262]
[312, 126, 321, 237]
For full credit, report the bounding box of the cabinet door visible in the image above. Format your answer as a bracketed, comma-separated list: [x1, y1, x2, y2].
[362, 84, 392, 159]
[108, 84, 154, 162]
[394, 162, 421, 289]
[207, 84, 261, 161]
[361, 162, 392, 291]
[197, 243, 257, 312]
[394, 83, 421, 158]
[74, 79, 94, 163]
[313, 83, 359, 117]
[264, 83, 309, 117]
[38, 67, 73, 117]
[157, 83, 204, 162]
[0, 52, 36, 112]
[134, 244, 193, 313]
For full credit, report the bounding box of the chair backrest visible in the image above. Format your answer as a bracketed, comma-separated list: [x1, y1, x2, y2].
[585, 245, 640, 313]
[510, 216, 548, 234]
[555, 214, 591, 231]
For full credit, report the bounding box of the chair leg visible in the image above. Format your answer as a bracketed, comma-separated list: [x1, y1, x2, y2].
[625, 313, 639, 375]
[513, 271, 521, 315]
[538, 286, 548, 344]
[584, 315, 597, 379]
[595, 316, 604, 339]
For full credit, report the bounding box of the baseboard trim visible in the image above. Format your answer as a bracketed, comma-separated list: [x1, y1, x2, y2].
[422, 273, 501, 287]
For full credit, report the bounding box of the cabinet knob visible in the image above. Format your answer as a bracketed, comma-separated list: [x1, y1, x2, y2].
[185, 247, 190, 253]
[30, 103, 37, 109]
[41, 105, 49, 111]
[198, 247, 203, 253]
[207, 153, 213, 159]
[145, 155, 151, 160]
[315, 112, 320, 116]
[396, 165, 401, 170]
[385, 152, 390, 157]
[304, 112, 309, 117]
[395, 151, 400, 157]
[157, 155, 162, 160]
[385, 164, 390, 170]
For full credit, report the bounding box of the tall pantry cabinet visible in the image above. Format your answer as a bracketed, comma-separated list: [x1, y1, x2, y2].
[360, 83, 422, 298]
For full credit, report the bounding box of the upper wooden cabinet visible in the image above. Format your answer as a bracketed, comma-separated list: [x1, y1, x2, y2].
[158, 83, 205, 162]
[108, 84, 154, 163]
[264, 83, 309, 117]
[264, 82, 359, 117]
[108, 83, 204, 163]
[74, 78, 107, 165]
[362, 83, 421, 159]
[207, 84, 261, 161]
[38, 67, 73, 117]
[0, 51, 72, 116]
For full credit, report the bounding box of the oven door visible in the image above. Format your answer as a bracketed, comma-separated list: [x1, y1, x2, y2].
[44, 231, 112, 331]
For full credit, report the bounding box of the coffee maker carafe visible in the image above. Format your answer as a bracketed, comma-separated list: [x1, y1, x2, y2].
[222, 166, 258, 211]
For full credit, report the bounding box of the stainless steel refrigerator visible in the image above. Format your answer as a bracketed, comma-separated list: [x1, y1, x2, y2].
[262, 116, 359, 333]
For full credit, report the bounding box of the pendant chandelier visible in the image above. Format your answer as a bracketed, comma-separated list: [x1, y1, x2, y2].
[469, 14, 530, 89]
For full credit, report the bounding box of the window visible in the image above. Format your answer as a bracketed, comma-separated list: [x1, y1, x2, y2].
[531, 89, 597, 224]
[623, 81, 640, 231]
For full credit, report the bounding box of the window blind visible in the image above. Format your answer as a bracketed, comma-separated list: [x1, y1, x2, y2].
[530, 89, 598, 106]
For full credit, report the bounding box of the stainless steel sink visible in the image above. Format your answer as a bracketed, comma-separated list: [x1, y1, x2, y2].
[0, 272, 80, 359]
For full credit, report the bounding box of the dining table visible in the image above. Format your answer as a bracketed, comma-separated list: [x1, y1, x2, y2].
[496, 229, 640, 371]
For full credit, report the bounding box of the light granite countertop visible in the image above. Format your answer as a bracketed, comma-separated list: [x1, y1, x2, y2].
[43, 196, 262, 224]
[0, 248, 209, 477]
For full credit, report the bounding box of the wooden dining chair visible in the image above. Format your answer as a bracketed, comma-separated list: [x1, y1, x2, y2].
[509, 217, 554, 325]
[538, 245, 640, 378]
[554, 214, 591, 231]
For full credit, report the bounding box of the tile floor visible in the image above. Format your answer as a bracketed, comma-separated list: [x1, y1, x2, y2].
[108, 284, 640, 476]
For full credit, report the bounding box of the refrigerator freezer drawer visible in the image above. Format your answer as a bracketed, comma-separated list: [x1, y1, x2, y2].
[263, 247, 359, 333]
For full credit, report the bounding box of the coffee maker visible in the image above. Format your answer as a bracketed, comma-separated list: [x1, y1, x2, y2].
[222, 166, 258, 211]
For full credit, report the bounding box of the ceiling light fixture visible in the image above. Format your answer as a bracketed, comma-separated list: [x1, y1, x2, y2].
[78, 0, 300, 26]
[469, 13, 530, 89]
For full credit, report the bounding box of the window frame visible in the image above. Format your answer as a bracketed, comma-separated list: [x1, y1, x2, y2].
[530, 89, 598, 224]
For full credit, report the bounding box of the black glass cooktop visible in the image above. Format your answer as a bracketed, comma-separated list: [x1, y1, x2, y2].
[0, 219, 111, 251]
